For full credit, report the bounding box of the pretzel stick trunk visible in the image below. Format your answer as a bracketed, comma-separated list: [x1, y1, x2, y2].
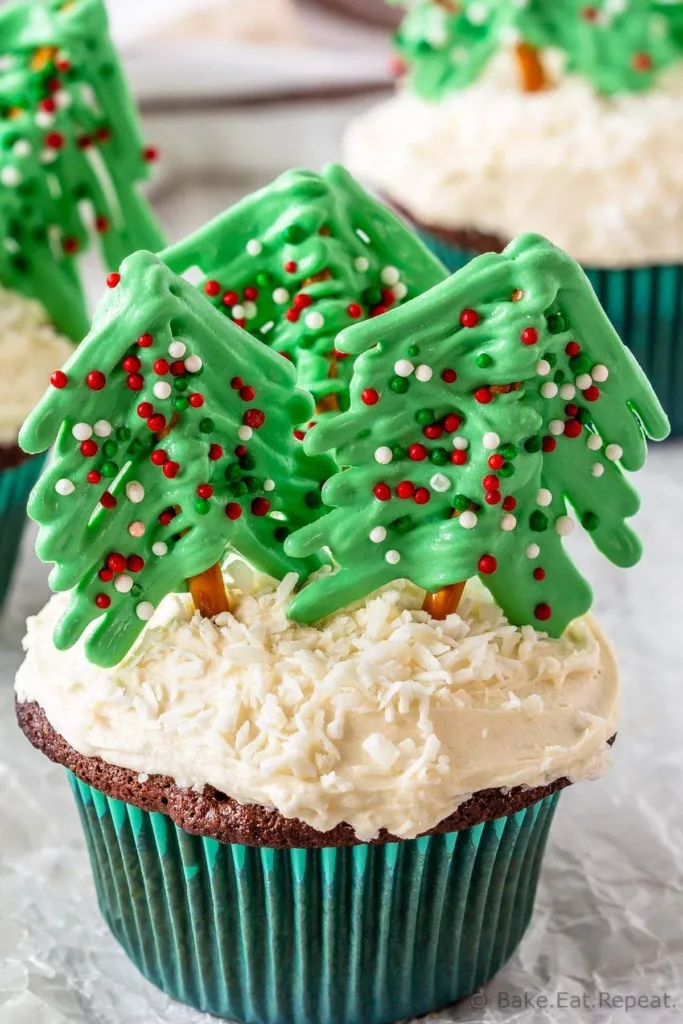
[515, 42, 547, 92]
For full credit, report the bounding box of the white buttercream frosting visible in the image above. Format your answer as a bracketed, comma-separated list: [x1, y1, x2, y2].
[345, 50, 683, 267]
[0, 285, 72, 445]
[16, 566, 619, 841]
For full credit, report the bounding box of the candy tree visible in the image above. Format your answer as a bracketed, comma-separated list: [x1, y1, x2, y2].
[0, 0, 165, 337]
[19, 251, 331, 668]
[286, 234, 669, 634]
[388, 0, 683, 98]
[162, 164, 446, 418]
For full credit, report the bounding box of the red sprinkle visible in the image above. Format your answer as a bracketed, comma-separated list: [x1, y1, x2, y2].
[122, 355, 141, 373]
[197, 484, 214, 499]
[521, 327, 539, 346]
[45, 131, 64, 149]
[502, 496, 517, 512]
[231, 377, 243, 390]
[460, 308, 479, 328]
[414, 487, 430, 505]
[106, 273, 120, 289]
[362, 388, 379, 406]
[137, 402, 153, 419]
[95, 594, 111, 609]
[86, 370, 106, 390]
[209, 444, 223, 461]
[533, 567, 546, 581]
[100, 491, 117, 509]
[143, 146, 159, 162]
[147, 414, 167, 433]
[348, 303, 363, 319]
[170, 360, 185, 376]
[127, 373, 144, 391]
[235, 446, 248, 457]
[153, 359, 170, 375]
[188, 393, 204, 408]
[409, 444, 428, 461]
[50, 370, 68, 389]
[285, 308, 300, 323]
[488, 454, 504, 470]
[565, 341, 580, 357]
[163, 461, 179, 478]
[293, 293, 313, 310]
[244, 409, 265, 429]
[565, 404, 579, 418]
[226, 503, 242, 520]
[396, 481, 415, 500]
[107, 553, 127, 574]
[423, 424, 443, 440]
[374, 483, 391, 501]
[205, 280, 221, 297]
[474, 388, 493, 404]
[485, 491, 501, 505]
[478, 555, 497, 575]
[483, 474, 499, 492]
[451, 450, 468, 465]
[251, 497, 271, 517]
[541, 436, 557, 453]
[127, 555, 144, 573]
[95, 215, 109, 234]
[584, 385, 600, 402]
[284, 261, 297, 274]
[137, 333, 153, 348]
[240, 386, 256, 403]
[441, 369, 457, 384]
[87, 470, 102, 484]
[80, 440, 98, 457]
[98, 569, 113, 583]
[223, 291, 239, 307]
[443, 414, 462, 433]
[535, 602, 552, 622]
[564, 419, 582, 438]
[244, 286, 259, 301]
[150, 450, 168, 466]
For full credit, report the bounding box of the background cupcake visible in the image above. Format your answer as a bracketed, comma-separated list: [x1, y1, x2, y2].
[345, 0, 683, 434]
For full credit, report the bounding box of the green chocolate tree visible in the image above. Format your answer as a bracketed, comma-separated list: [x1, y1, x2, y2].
[0, 0, 165, 339]
[19, 251, 331, 668]
[389, 0, 683, 99]
[162, 164, 446, 418]
[286, 234, 669, 635]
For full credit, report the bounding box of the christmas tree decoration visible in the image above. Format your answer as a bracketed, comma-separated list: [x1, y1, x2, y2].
[0, 0, 165, 338]
[162, 164, 446, 418]
[19, 251, 331, 668]
[389, 0, 683, 99]
[286, 234, 669, 634]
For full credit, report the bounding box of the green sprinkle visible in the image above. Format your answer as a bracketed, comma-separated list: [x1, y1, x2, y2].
[475, 353, 493, 369]
[390, 377, 409, 394]
[530, 511, 549, 532]
[102, 440, 118, 458]
[363, 286, 383, 307]
[430, 448, 449, 465]
[554, 369, 566, 384]
[298, 335, 315, 350]
[582, 511, 600, 531]
[392, 445, 406, 461]
[499, 443, 518, 460]
[577, 408, 591, 425]
[547, 312, 570, 335]
[569, 353, 592, 374]
[240, 454, 257, 471]
[544, 352, 558, 369]
[416, 408, 435, 426]
[131, 583, 142, 598]
[256, 272, 272, 288]
[305, 490, 323, 509]
[199, 417, 215, 433]
[243, 476, 259, 493]
[453, 494, 470, 513]
[194, 498, 211, 515]
[392, 515, 413, 534]
[231, 481, 248, 497]
[274, 526, 290, 543]
[174, 396, 189, 412]
[408, 345, 420, 358]
[525, 435, 542, 453]
[284, 224, 306, 244]
[225, 463, 242, 482]
[130, 438, 146, 456]
[174, 378, 189, 392]
[499, 463, 515, 478]
[116, 426, 131, 442]
[101, 461, 118, 478]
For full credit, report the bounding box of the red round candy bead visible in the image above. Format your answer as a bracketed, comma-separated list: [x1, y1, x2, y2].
[478, 555, 497, 575]
[423, 424, 443, 440]
[98, 569, 113, 582]
[197, 484, 213, 499]
[100, 491, 116, 509]
[441, 369, 457, 384]
[565, 403, 579, 417]
[143, 146, 159, 161]
[95, 594, 111, 610]
[244, 409, 265, 429]
[45, 131, 64, 149]
[170, 360, 185, 376]
[533, 567, 546, 581]
[485, 491, 501, 505]
[382, 289, 395, 307]
[370, 305, 389, 318]
[240, 386, 256, 402]
[460, 308, 479, 328]
[564, 419, 582, 438]
[443, 414, 461, 433]
[148, 414, 166, 432]
[414, 487, 430, 505]
[153, 359, 169, 375]
[226, 503, 242, 520]
[502, 496, 517, 512]
[374, 483, 391, 501]
[50, 370, 68, 389]
[565, 341, 580, 357]
[235, 446, 247, 457]
[396, 481, 415, 499]
[107, 552, 127, 574]
[95, 216, 109, 234]
[285, 308, 300, 323]
[80, 439, 98, 457]
[122, 355, 141, 373]
[251, 497, 271, 517]
[106, 273, 120, 288]
[205, 280, 221, 297]
[293, 293, 313, 310]
[293, 429, 306, 441]
[209, 444, 223, 461]
[483, 474, 499, 492]
[488, 454, 504, 470]
[188, 393, 204, 408]
[86, 370, 106, 390]
[520, 327, 539, 346]
[541, 436, 557, 453]
[137, 333, 153, 348]
[127, 373, 144, 391]
[244, 286, 258, 301]
[127, 554, 144, 573]
[158, 510, 174, 525]
[150, 449, 167, 466]
[137, 402, 153, 418]
[584, 385, 600, 402]
[284, 261, 297, 273]
[223, 291, 239, 307]
[163, 461, 179, 478]
[409, 444, 427, 461]
[474, 388, 493, 404]
[361, 388, 379, 405]
[451, 450, 468, 465]
[87, 470, 101, 484]
[535, 602, 552, 621]
[348, 303, 363, 319]
[231, 377, 243, 390]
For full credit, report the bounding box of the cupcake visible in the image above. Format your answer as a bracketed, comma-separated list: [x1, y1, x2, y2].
[15, 232, 667, 1022]
[345, 0, 683, 433]
[0, 286, 71, 610]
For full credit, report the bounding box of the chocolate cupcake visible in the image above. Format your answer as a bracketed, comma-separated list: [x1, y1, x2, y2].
[345, 0, 683, 433]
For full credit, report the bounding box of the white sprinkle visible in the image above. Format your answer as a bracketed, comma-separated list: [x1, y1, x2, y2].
[459, 510, 477, 529]
[587, 434, 603, 450]
[246, 239, 262, 256]
[260, 321, 275, 335]
[482, 432, 500, 450]
[232, 304, 246, 320]
[415, 364, 433, 382]
[129, 521, 145, 538]
[576, 373, 593, 390]
[501, 514, 517, 531]
[559, 383, 576, 400]
[374, 446, 393, 465]
[394, 359, 414, 377]
[93, 420, 112, 437]
[264, 479, 276, 491]
[592, 364, 609, 383]
[605, 443, 623, 462]
[169, 341, 186, 358]
[385, 549, 401, 565]
[12, 139, 31, 158]
[381, 266, 400, 286]
[125, 482, 145, 504]
[452, 436, 469, 450]
[549, 419, 565, 436]
[72, 423, 92, 441]
[152, 542, 168, 557]
[430, 473, 450, 493]
[555, 515, 575, 537]
[369, 526, 387, 544]
[153, 381, 172, 400]
[591, 463, 605, 477]
[35, 110, 54, 129]
[536, 488, 552, 507]
[137, 773, 149, 784]
[363, 733, 400, 769]
[526, 543, 540, 559]
[136, 602, 155, 621]
[354, 256, 370, 272]
[0, 166, 20, 187]
[535, 359, 551, 376]
[243, 301, 258, 320]
[540, 381, 558, 399]
[185, 355, 202, 373]
[356, 229, 371, 244]
[55, 479, 74, 496]
[238, 426, 253, 441]
[394, 282, 408, 300]
[114, 574, 134, 594]
[273, 288, 289, 304]
[305, 311, 324, 330]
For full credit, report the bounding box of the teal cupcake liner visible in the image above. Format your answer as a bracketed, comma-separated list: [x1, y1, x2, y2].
[416, 230, 683, 437]
[0, 453, 46, 612]
[69, 771, 559, 1024]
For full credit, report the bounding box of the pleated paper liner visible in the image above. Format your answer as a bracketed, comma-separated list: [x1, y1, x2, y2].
[0, 453, 46, 611]
[69, 772, 559, 1024]
[414, 230, 683, 437]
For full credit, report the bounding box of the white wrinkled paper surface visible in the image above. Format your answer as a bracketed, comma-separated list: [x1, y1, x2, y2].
[0, 182, 681, 1023]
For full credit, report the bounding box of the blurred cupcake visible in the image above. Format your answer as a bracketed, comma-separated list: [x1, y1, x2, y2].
[345, 0, 683, 432]
[0, 287, 71, 610]
[16, 572, 619, 1023]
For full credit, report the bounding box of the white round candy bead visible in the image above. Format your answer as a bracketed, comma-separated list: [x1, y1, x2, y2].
[482, 432, 500, 450]
[369, 526, 387, 544]
[374, 446, 393, 465]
